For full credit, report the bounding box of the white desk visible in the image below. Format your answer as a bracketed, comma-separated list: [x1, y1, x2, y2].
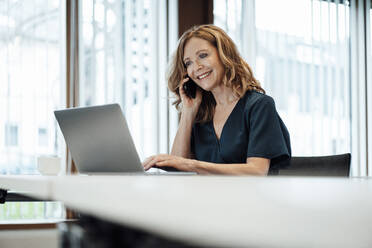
[1, 175, 372, 248]
[0, 175, 53, 200]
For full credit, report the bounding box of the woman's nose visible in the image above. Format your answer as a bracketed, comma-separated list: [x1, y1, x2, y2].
[194, 61, 203, 71]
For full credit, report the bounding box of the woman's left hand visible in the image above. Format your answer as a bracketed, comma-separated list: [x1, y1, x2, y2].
[142, 154, 195, 172]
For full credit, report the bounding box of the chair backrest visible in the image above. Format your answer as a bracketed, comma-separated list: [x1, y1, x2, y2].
[278, 153, 351, 177]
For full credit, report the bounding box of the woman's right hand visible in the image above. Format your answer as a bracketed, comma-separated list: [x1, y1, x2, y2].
[179, 77, 202, 118]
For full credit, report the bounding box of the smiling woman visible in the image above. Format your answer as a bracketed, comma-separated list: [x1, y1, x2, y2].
[142, 25, 291, 175]
[183, 38, 225, 92]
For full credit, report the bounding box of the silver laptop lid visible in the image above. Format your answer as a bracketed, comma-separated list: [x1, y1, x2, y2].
[54, 104, 144, 173]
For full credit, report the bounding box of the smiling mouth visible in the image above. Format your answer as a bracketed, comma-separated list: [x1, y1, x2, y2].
[197, 71, 212, 80]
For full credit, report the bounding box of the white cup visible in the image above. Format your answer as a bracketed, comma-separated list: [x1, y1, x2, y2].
[37, 156, 61, 176]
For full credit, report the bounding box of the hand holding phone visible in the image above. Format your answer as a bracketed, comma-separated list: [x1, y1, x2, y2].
[183, 77, 197, 98]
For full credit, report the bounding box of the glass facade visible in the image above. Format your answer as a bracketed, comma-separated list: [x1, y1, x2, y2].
[0, 0, 66, 221]
[0, 0, 66, 175]
[214, 0, 351, 157]
[79, 0, 167, 160]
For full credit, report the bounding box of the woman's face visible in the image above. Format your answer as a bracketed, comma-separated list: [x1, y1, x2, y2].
[183, 37, 225, 92]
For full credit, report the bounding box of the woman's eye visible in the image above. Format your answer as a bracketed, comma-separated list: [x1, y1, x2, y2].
[184, 61, 191, 67]
[199, 53, 208, 58]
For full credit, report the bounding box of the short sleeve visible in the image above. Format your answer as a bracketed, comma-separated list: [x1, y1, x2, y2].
[246, 96, 291, 169]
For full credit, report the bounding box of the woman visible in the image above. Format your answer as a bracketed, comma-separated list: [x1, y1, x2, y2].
[143, 24, 291, 175]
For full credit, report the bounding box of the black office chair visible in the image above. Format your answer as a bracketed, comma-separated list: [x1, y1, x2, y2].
[278, 153, 351, 177]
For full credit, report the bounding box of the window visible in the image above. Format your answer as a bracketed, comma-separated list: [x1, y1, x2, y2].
[0, 0, 66, 174]
[38, 128, 48, 147]
[214, 0, 351, 158]
[79, 0, 168, 160]
[369, 0, 372, 175]
[4, 124, 18, 147]
[0, 0, 66, 221]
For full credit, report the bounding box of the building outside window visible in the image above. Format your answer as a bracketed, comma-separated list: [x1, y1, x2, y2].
[38, 127, 48, 147]
[4, 123, 18, 147]
[1, 0, 169, 222]
[0, 0, 66, 221]
[79, 0, 168, 160]
[214, 0, 351, 165]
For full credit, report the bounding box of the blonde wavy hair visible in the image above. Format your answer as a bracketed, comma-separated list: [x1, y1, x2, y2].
[167, 24, 265, 123]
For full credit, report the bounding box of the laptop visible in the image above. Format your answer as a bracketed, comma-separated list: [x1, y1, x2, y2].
[54, 104, 193, 175]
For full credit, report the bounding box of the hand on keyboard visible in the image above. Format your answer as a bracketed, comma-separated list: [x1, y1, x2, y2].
[152, 165, 182, 172]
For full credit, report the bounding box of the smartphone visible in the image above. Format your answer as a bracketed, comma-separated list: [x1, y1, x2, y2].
[183, 77, 197, 98]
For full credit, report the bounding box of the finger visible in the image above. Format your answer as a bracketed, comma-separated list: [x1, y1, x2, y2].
[143, 156, 159, 170]
[156, 160, 191, 172]
[142, 156, 154, 167]
[155, 160, 178, 167]
[144, 157, 159, 170]
[155, 158, 183, 167]
[145, 161, 157, 170]
[144, 154, 170, 170]
[143, 156, 161, 168]
[181, 76, 190, 86]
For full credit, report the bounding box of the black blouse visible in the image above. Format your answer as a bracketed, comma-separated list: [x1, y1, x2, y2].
[191, 91, 291, 174]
